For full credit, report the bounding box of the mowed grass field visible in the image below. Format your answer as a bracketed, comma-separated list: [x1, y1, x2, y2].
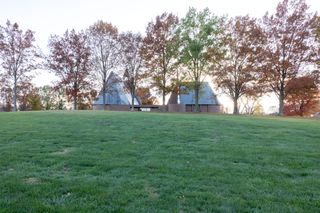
[0, 111, 319, 212]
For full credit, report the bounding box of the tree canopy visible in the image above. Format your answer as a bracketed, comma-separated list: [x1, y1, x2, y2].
[213, 16, 265, 114]
[141, 13, 179, 105]
[47, 30, 92, 110]
[0, 0, 319, 115]
[261, 0, 318, 115]
[177, 7, 222, 112]
[0, 20, 40, 111]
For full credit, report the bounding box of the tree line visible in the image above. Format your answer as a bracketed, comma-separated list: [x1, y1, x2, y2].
[0, 0, 319, 115]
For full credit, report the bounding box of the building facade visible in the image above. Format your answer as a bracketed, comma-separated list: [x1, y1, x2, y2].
[167, 82, 223, 113]
[93, 72, 141, 110]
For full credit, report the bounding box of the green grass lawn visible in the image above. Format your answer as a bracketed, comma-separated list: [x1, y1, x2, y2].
[0, 111, 319, 212]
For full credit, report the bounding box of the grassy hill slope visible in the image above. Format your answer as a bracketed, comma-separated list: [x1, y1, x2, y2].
[0, 111, 319, 212]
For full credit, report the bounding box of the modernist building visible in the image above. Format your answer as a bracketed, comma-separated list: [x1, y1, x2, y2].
[93, 72, 141, 110]
[94, 72, 222, 113]
[167, 82, 222, 113]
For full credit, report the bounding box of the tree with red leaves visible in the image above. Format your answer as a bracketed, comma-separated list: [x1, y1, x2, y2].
[0, 20, 40, 111]
[17, 83, 42, 111]
[316, 16, 320, 76]
[261, 0, 317, 115]
[284, 75, 319, 116]
[47, 30, 92, 110]
[213, 16, 265, 114]
[141, 13, 179, 105]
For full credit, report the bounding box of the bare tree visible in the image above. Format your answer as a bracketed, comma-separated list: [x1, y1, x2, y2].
[239, 95, 263, 115]
[88, 21, 121, 107]
[119, 32, 144, 111]
[0, 20, 40, 111]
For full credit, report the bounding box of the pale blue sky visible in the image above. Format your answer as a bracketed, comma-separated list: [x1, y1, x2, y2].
[1, 0, 319, 51]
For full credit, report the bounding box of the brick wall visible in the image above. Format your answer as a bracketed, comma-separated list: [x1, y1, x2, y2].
[93, 104, 130, 111]
[93, 104, 223, 113]
[168, 104, 186, 112]
[186, 104, 222, 113]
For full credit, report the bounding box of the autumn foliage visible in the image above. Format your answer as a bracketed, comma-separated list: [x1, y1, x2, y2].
[284, 76, 319, 116]
[213, 16, 265, 114]
[0, 20, 40, 111]
[47, 30, 93, 110]
[136, 87, 157, 105]
[0, 0, 319, 115]
[141, 13, 179, 105]
[261, 0, 318, 115]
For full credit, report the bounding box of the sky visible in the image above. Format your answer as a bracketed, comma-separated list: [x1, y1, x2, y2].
[1, 0, 319, 51]
[1, 0, 319, 112]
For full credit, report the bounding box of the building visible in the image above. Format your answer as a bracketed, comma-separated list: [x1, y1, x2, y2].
[93, 72, 141, 110]
[94, 72, 222, 113]
[167, 82, 223, 113]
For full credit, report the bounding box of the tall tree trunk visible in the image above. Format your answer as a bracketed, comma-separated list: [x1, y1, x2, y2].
[278, 93, 284, 116]
[162, 90, 166, 106]
[162, 55, 167, 106]
[299, 101, 305, 117]
[162, 70, 166, 106]
[194, 61, 200, 112]
[73, 82, 77, 110]
[102, 72, 106, 110]
[278, 81, 285, 116]
[131, 86, 135, 111]
[195, 83, 200, 112]
[13, 72, 17, 112]
[233, 97, 239, 115]
[73, 96, 77, 110]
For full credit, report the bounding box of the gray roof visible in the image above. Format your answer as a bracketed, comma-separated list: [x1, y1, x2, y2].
[94, 72, 141, 105]
[178, 82, 220, 105]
